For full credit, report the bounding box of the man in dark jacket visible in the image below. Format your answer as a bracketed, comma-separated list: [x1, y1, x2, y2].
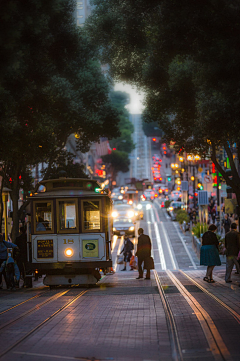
[136, 228, 152, 279]
[0, 233, 18, 288]
[225, 223, 240, 283]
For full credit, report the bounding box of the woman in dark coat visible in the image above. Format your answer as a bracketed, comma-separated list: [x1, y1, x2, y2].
[200, 224, 221, 283]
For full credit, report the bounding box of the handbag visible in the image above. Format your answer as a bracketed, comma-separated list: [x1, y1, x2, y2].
[144, 256, 155, 270]
[129, 255, 138, 269]
[117, 254, 124, 265]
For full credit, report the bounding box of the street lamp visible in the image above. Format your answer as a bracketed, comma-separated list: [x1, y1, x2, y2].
[2, 187, 12, 240]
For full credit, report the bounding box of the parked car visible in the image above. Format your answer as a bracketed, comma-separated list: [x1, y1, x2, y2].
[113, 218, 135, 237]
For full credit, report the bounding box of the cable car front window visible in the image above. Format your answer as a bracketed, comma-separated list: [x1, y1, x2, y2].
[35, 202, 52, 232]
[59, 201, 77, 230]
[83, 201, 100, 231]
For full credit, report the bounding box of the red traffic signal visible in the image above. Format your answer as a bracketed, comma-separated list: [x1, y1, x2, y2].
[152, 138, 156, 142]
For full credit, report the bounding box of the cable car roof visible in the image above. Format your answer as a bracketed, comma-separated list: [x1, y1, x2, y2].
[29, 178, 109, 198]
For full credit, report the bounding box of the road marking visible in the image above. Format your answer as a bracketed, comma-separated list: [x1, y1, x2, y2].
[167, 270, 232, 361]
[173, 222, 197, 269]
[153, 205, 178, 270]
[149, 207, 166, 270]
[113, 236, 124, 272]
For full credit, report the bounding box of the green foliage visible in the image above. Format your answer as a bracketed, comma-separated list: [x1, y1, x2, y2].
[86, 0, 240, 204]
[192, 223, 208, 239]
[142, 121, 162, 137]
[41, 151, 88, 180]
[0, 0, 121, 240]
[164, 200, 171, 208]
[109, 91, 135, 153]
[175, 209, 189, 225]
[102, 150, 130, 180]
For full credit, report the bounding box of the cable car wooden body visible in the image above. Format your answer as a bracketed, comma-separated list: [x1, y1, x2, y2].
[124, 187, 139, 205]
[27, 178, 112, 286]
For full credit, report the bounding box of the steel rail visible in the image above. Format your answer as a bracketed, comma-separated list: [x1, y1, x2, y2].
[153, 270, 183, 361]
[0, 289, 88, 359]
[180, 270, 240, 324]
[0, 291, 45, 316]
[167, 270, 232, 361]
[0, 289, 69, 332]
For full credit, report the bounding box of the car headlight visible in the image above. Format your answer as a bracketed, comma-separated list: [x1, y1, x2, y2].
[129, 226, 135, 231]
[146, 204, 151, 210]
[112, 211, 118, 218]
[118, 195, 123, 200]
[135, 212, 138, 216]
[65, 248, 74, 257]
[137, 204, 142, 210]
[113, 227, 116, 231]
[169, 207, 173, 211]
[128, 211, 134, 218]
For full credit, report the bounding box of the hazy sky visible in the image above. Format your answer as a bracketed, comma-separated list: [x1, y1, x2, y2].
[114, 82, 145, 114]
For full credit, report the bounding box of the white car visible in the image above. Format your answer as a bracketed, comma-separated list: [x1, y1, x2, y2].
[143, 189, 155, 202]
[170, 190, 182, 200]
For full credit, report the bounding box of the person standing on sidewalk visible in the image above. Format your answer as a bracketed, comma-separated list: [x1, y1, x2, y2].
[136, 228, 151, 280]
[120, 234, 134, 271]
[222, 214, 231, 235]
[225, 223, 240, 283]
[200, 224, 221, 283]
[0, 234, 18, 289]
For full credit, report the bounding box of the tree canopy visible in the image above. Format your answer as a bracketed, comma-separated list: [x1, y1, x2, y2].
[86, 0, 240, 205]
[0, 0, 121, 238]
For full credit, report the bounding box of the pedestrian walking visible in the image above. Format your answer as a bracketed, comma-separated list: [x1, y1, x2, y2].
[225, 223, 240, 283]
[222, 214, 231, 235]
[15, 226, 28, 286]
[0, 233, 18, 289]
[136, 228, 151, 280]
[200, 224, 221, 283]
[120, 234, 134, 271]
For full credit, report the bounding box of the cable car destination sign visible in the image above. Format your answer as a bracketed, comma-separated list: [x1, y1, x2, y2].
[37, 239, 54, 258]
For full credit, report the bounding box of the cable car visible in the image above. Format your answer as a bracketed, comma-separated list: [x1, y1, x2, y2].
[27, 178, 112, 287]
[124, 187, 139, 205]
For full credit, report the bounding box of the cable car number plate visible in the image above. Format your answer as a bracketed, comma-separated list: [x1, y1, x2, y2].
[37, 239, 54, 258]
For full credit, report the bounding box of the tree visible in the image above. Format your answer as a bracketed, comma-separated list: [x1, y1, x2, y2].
[109, 91, 135, 153]
[86, 0, 240, 207]
[102, 150, 130, 182]
[142, 121, 162, 138]
[0, 0, 121, 240]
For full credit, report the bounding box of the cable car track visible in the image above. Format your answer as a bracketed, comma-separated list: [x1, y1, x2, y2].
[0, 289, 69, 332]
[0, 289, 50, 316]
[154, 270, 183, 361]
[179, 270, 240, 324]
[0, 289, 88, 359]
[166, 270, 232, 361]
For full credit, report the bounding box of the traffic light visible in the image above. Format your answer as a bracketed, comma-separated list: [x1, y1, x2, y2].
[152, 138, 156, 142]
[167, 176, 171, 182]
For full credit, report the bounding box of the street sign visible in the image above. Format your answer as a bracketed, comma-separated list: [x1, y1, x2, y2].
[198, 191, 208, 205]
[204, 175, 212, 183]
[181, 181, 188, 191]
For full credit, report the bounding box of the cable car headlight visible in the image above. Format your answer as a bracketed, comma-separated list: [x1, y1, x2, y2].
[129, 226, 135, 231]
[112, 211, 118, 218]
[65, 248, 74, 257]
[127, 211, 134, 218]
